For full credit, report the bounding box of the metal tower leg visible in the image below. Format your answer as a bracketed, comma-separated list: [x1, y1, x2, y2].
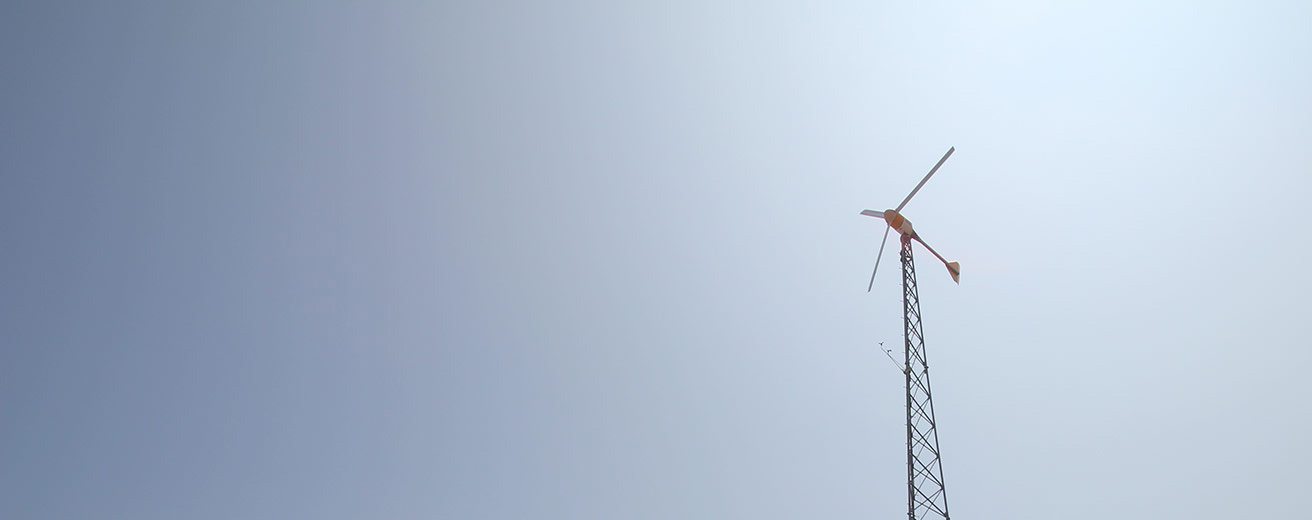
[900, 234, 951, 520]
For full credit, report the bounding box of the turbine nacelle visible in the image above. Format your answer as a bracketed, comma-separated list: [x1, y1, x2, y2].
[860, 209, 916, 236]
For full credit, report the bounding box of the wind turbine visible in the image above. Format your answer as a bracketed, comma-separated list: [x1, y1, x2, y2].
[861, 146, 960, 520]
[861, 146, 960, 289]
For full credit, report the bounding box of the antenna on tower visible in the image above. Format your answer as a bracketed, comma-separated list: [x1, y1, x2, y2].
[877, 342, 905, 373]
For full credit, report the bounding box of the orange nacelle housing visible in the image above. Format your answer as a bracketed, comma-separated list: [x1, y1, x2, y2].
[884, 209, 916, 236]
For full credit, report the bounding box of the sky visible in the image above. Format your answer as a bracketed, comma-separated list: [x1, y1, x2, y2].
[3, 1, 1311, 518]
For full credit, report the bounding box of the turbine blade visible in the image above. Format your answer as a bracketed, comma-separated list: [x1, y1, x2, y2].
[860, 209, 885, 219]
[867, 226, 891, 292]
[895, 147, 955, 212]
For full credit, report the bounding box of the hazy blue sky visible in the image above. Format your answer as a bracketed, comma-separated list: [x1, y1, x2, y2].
[3, 1, 1311, 519]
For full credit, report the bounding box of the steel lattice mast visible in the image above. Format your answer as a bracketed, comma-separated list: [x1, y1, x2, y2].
[899, 234, 951, 520]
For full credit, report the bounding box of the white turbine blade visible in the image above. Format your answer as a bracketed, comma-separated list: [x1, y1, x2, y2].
[895, 146, 955, 212]
[860, 209, 885, 219]
[867, 226, 891, 292]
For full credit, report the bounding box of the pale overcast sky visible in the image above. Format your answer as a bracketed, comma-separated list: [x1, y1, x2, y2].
[3, 1, 1310, 519]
